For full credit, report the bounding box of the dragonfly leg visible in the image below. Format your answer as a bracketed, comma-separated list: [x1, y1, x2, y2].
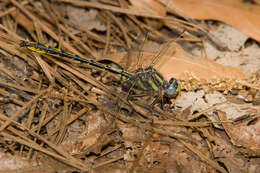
[151, 96, 166, 110]
[127, 93, 150, 99]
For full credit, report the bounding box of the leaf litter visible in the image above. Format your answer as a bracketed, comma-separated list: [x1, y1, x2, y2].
[0, 0, 259, 173]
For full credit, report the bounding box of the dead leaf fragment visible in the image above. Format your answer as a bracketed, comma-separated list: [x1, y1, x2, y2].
[129, 0, 167, 16]
[171, 0, 260, 42]
[0, 152, 32, 170]
[217, 110, 260, 155]
[67, 7, 106, 31]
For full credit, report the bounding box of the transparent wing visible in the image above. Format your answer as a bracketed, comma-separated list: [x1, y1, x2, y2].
[136, 32, 149, 70]
[150, 30, 186, 68]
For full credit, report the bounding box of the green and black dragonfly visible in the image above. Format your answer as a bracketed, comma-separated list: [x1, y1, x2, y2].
[20, 41, 180, 105]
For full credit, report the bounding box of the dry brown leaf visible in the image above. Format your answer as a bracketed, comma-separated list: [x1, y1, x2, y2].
[101, 42, 246, 80]
[212, 136, 248, 173]
[0, 152, 32, 171]
[129, 0, 167, 16]
[170, 0, 260, 42]
[67, 7, 106, 31]
[217, 111, 260, 155]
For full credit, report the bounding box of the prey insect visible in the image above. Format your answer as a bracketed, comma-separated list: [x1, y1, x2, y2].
[20, 41, 180, 107]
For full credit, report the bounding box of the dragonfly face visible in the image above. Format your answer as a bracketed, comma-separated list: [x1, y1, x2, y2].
[165, 78, 180, 98]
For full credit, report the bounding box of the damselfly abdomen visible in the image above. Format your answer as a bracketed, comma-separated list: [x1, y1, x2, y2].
[20, 41, 180, 105]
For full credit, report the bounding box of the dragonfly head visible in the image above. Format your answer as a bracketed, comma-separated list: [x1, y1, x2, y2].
[165, 78, 181, 98]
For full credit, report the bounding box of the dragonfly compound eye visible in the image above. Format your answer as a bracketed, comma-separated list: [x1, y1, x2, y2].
[167, 78, 180, 97]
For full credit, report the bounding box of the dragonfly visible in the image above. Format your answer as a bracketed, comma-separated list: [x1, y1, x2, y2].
[20, 40, 180, 107]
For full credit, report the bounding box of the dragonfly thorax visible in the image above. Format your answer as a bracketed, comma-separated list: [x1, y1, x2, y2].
[130, 67, 180, 98]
